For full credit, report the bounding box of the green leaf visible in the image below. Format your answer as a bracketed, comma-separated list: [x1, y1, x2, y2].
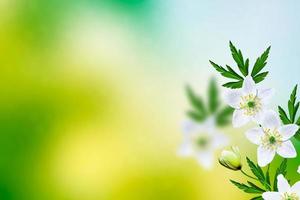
[186, 111, 205, 122]
[230, 180, 264, 194]
[208, 78, 219, 113]
[288, 85, 299, 122]
[250, 196, 263, 200]
[246, 157, 266, 186]
[209, 61, 243, 80]
[229, 41, 248, 76]
[251, 46, 271, 77]
[265, 165, 271, 190]
[273, 159, 287, 191]
[247, 181, 266, 193]
[278, 106, 291, 124]
[216, 106, 234, 126]
[222, 81, 243, 89]
[186, 86, 207, 118]
[253, 72, 269, 84]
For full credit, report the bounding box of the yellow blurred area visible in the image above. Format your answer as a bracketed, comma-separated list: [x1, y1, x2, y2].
[0, 1, 253, 200]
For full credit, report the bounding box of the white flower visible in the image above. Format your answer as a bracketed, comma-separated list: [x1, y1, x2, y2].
[245, 110, 298, 167]
[263, 174, 300, 200]
[224, 75, 274, 127]
[178, 118, 229, 169]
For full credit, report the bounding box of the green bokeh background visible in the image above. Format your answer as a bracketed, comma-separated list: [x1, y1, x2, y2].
[0, 0, 300, 199]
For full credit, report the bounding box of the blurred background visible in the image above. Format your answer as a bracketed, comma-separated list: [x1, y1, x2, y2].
[0, 0, 300, 199]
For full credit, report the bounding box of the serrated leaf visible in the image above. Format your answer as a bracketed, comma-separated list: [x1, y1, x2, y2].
[186, 86, 207, 117]
[229, 41, 248, 76]
[216, 106, 234, 126]
[208, 78, 219, 113]
[222, 81, 243, 89]
[273, 159, 287, 191]
[209, 61, 243, 80]
[253, 71, 269, 83]
[278, 106, 291, 124]
[251, 46, 271, 77]
[230, 180, 264, 194]
[246, 157, 266, 186]
[265, 166, 271, 190]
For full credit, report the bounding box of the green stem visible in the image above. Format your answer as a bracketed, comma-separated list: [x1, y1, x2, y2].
[241, 170, 258, 181]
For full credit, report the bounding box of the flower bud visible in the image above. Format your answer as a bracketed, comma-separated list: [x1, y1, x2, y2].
[219, 146, 242, 171]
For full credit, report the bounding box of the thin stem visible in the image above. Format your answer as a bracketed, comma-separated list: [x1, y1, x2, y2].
[241, 169, 258, 181]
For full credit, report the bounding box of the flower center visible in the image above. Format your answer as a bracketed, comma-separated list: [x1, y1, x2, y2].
[240, 94, 262, 116]
[282, 192, 299, 200]
[261, 128, 283, 150]
[192, 134, 211, 150]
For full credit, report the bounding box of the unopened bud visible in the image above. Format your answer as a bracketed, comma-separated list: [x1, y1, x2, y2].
[219, 146, 242, 171]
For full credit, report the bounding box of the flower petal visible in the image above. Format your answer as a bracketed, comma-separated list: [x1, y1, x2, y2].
[232, 109, 250, 128]
[277, 140, 297, 158]
[261, 110, 281, 129]
[178, 142, 193, 156]
[223, 89, 242, 109]
[262, 192, 281, 200]
[202, 117, 216, 133]
[277, 174, 291, 193]
[242, 75, 256, 95]
[257, 146, 275, 167]
[258, 88, 275, 104]
[196, 151, 214, 169]
[212, 133, 229, 149]
[278, 124, 299, 140]
[245, 127, 264, 145]
[291, 181, 300, 195]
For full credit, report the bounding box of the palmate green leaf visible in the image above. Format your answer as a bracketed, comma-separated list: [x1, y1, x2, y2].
[265, 165, 271, 191]
[208, 78, 219, 113]
[229, 41, 248, 76]
[230, 180, 264, 194]
[216, 106, 234, 126]
[246, 157, 267, 186]
[273, 159, 287, 191]
[210, 42, 270, 89]
[247, 181, 266, 193]
[251, 46, 271, 77]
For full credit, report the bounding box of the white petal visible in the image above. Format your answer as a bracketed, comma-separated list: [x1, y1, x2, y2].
[223, 89, 242, 109]
[262, 192, 281, 200]
[196, 151, 214, 169]
[232, 109, 251, 128]
[277, 174, 290, 193]
[202, 117, 216, 133]
[291, 181, 300, 196]
[261, 110, 281, 129]
[258, 88, 275, 104]
[178, 142, 193, 156]
[277, 140, 297, 158]
[278, 124, 299, 140]
[257, 146, 276, 167]
[245, 127, 264, 145]
[212, 133, 229, 148]
[242, 75, 256, 95]
[251, 109, 266, 124]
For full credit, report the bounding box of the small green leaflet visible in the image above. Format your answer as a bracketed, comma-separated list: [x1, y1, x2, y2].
[210, 41, 270, 89]
[185, 79, 233, 126]
[230, 180, 265, 194]
[278, 85, 300, 140]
